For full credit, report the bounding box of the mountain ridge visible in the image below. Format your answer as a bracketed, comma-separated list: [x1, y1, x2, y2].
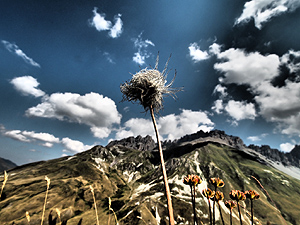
[1, 129, 300, 224]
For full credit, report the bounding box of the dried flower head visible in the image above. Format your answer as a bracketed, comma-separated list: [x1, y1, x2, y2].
[209, 177, 225, 188]
[202, 188, 215, 199]
[26, 211, 30, 222]
[229, 190, 246, 201]
[245, 190, 260, 200]
[225, 200, 237, 210]
[214, 191, 224, 202]
[45, 176, 50, 189]
[120, 55, 181, 113]
[183, 174, 202, 187]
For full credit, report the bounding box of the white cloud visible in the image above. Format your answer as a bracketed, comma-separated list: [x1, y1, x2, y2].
[188, 43, 210, 62]
[281, 50, 300, 74]
[132, 33, 155, 65]
[247, 136, 261, 142]
[224, 100, 257, 121]
[2, 40, 40, 67]
[212, 46, 300, 137]
[61, 137, 93, 153]
[0, 125, 94, 153]
[280, 142, 295, 153]
[115, 109, 214, 141]
[109, 14, 123, 38]
[211, 99, 224, 114]
[235, 0, 300, 29]
[10, 76, 45, 97]
[132, 52, 146, 65]
[26, 92, 121, 138]
[3, 130, 31, 142]
[213, 84, 227, 98]
[89, 8, 112, 31]
[214, 48, 280, 87]
[90, 127, 111, 139]
[89, 8, 123, 38]
[2, 128, 60, 147]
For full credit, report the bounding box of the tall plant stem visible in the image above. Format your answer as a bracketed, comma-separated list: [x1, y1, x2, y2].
[41, 185, 49, 225]
[208, 199, 212, 225]
[150, 105, 175, 225]
[250, 200, 254, 225]
[237, 202, 243, 225]
[229, 210, 232, 225]
[191, 186, 197, 225]
[213, 187, 216, 225]
[218, 202, 225, 225]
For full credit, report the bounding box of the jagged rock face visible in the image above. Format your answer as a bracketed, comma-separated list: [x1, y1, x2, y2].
[1, 131, 300, 225]
[0, 157, 17, 172]
[107, 135, 156, 151]
[248, 144, 300, 167]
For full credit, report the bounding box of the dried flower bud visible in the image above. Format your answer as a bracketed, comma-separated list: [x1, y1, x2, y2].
[202, 188, 215, 199]
[183, 174, 202, 187]
[214, 191, 224, 202]
[245, 190, 260, 200]
[225, 200, 237, 209]
[209, 177, 225, 188]
[229, 190, 246, 201]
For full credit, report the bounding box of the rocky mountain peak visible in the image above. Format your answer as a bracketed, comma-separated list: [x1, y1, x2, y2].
[106, 135, 156, 151]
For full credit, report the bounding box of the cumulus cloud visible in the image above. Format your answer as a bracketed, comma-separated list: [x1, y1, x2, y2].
[212, 46, 300, 136]
[89, 8, 123, 38]
[10, 76, 45, 97]
[0, 124, 94, 153]
[61, 137, 93, 153]
[189, 43, 210, 62]
[214, 48, 280, 87]
[188, 42, 221, 63]
[109, 14, 123, 38]
[2, 127, 60, 147]
[115, 109, 214, 141]
[211, 99, 224, 114]
[280, 142, 295, 153]
[225, 100, 257, 121]
[2, 40, 40, 67]
[26, 92, 122, 138]
[132, 33, 155, 65]
[235, 0, 300, 29]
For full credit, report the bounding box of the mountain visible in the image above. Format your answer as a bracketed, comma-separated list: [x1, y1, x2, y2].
[0, 157, 17, 172]
[1, 130, 300, 225]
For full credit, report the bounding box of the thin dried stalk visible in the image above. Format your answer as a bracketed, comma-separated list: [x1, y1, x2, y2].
[90, 185, 100, 225]
[41, 176, 50, 225]
[108, 197, 119, 225]
[0, 171, 8, 199]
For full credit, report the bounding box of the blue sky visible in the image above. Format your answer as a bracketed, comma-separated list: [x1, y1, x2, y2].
[1, 0, 300, 165]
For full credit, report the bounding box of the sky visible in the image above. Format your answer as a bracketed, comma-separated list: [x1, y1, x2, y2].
[1, 0, 300, 165]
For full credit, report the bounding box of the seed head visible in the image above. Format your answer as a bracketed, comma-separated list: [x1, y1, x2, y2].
[120, 55, 181, 113]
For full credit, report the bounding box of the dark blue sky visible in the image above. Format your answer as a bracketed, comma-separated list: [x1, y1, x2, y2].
[1, 0, 300, 165]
